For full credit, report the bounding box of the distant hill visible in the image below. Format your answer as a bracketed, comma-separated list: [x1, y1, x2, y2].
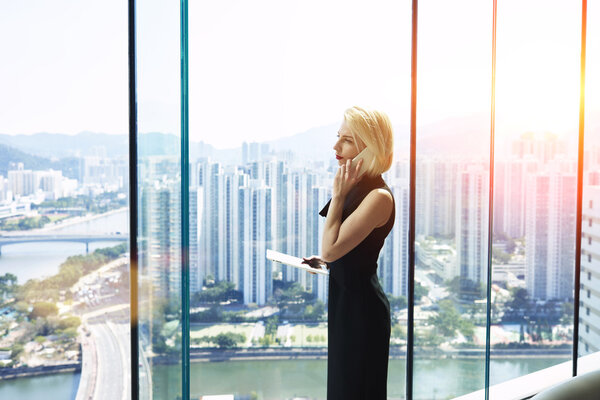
[0, 131, 128, 159]
[0, 144, 80, 179]
[3, 114, 593, 168]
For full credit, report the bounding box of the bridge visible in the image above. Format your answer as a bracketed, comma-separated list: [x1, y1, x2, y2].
[0, 234, 128, 255]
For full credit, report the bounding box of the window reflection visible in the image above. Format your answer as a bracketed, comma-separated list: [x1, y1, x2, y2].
[491, 0, 582, 386]
[578, 0, 600, 360]
[414, 0, 492, 398]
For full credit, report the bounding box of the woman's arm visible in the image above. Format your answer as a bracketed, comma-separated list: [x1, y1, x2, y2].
[321, 188, 393, 263]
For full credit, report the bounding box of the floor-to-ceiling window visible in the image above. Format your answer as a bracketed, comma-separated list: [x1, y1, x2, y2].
[2, 1, 598, 399]
[413, 1, 493, 398]
[183, 1, 410, 398]
[135, 0, 183, 398]
[578, 0, 600, 366]
[0, 1, 130, 400]
[490, 0, 581, 387]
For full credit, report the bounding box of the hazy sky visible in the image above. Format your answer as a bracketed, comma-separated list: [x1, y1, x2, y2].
[1, 0, 597, 149]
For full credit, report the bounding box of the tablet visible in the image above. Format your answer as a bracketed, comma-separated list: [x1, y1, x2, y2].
[266, 249, 329, 276]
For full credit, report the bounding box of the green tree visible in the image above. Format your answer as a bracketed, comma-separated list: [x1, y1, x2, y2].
[190, 306, 223, 322]
[559, 302, 573, 325]
[31, 317, 59, 337]
[415, 282, 429, 302]
[391, 324, 407, 340]
[258, 334, 275, 347]
[303, 300, 325, 320]
[492, 247, 511, 264]
[202, 332, 246, 349]
[10, 344, 24, 363]
[428, 300, 474, 339]
[415, 330, 443, 347]
[57, 316, 81, 330]
[445, 277, 485, 300]
[387, 294, 408, 310]
[29, 302, 58, 319]
[0, 273, 18, 297]
[265, 316, 279, 336]
[192, 281, 242, 304]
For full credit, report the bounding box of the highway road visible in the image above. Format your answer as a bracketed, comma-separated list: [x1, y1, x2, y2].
[90, 322, 130, 400]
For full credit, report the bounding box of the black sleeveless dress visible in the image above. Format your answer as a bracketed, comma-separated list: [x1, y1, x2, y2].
[319, 174, 395, 400]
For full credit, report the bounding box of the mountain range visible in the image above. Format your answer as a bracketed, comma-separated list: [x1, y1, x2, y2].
[1, 113, 597, 171]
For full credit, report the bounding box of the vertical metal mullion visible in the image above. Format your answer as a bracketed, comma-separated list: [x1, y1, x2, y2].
[484, 1, 498, 399]
[127, 0, 139, 398]
[406, 1, 418, 399]
[180, 0, 190, 398]
[573, 0, 587, 377]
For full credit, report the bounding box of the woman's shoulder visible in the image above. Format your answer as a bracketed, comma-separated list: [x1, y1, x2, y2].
[363, 187, 393, 206]
[358, 188, 393, 228]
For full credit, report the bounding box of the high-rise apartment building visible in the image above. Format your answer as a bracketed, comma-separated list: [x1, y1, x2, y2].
[579, 185, 600, 355]
[526, 170, 575, 300]
[416, 159, 457, 238]
[242, 182, 273, 305]
[7, 163, 35, 197]
[312, 185, 330, 303]
[502, 158, 538, 239]
[284, 171, 315, 289]
[139, 178, 181, 303]
[189, 157, 410, 307]
[189, 186, 201, 293]
[379, 179, 409, 297]
[455, 165, 489, 285]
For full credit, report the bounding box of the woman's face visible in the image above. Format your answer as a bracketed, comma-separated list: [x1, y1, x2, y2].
[333, 121, 360, 166]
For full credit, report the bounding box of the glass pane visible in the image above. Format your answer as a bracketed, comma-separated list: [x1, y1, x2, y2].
[188, 1, 410, 399]
[491, 0, 581, 387]
[579, 0, 600, 361]
[136, 0, 183, 398]
[414, 1, 492, 398]
[0, 1, 130, 400]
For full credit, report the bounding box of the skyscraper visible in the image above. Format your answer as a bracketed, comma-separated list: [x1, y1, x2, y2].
[312, 185, 330, 303]
[242, 182, 273, 305]
[379, 179, 409, 297]
[526, 170, 575, 300]
[580, 185, 600, 355]
[502, 158, 537, 239]
[455, 165, 489, 285]
[416, 158, 457, 238]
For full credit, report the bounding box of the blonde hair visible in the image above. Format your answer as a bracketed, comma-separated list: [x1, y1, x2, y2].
[343, 106, 394, 177]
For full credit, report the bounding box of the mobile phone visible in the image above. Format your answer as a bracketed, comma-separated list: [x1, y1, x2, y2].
[350, 148, 373, 178]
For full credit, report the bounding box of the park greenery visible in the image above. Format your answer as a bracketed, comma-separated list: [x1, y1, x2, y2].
[0, 244, 128, 366]
[194, 332, 246, 349]
[0, 273, 18, 300]
[0, 216, 51, 231]
[17, 243, 128, 303]
[272, 281, 326, 321]
[445, 276, 486, 301]
[190, 305, 247, 323]
[428, 299, 475, 340]
[191, 280, 243, 305]
[33, 192, 127, 214]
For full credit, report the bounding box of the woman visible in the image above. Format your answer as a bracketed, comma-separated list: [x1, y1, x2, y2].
[302, 106, 395, 399]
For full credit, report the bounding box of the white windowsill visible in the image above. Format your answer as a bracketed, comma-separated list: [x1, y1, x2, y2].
[453, 351, 600, 400]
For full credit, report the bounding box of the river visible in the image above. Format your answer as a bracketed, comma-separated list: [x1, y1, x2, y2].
[0, 357, 567, 400]
[0, 209, 128, 284]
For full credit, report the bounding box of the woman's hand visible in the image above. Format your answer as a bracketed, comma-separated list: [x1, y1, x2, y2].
[333, 159, 363, 199]
[301, 255, 328, 275]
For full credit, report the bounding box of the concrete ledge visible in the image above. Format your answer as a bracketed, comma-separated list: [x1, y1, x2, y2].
[0, 362, 81, 380]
